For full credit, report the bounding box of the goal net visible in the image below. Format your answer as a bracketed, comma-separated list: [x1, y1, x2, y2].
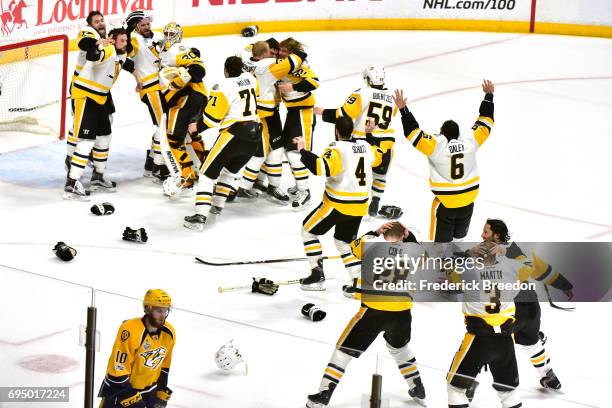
[0, 35, 68, 138]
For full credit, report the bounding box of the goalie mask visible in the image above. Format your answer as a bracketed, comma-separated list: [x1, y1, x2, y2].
[363, 64, 385, 87]
[215, 340, 245, 370]
[163, 22, 183, 47]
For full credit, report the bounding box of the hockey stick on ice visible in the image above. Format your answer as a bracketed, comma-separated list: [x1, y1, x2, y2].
[196, 255, 339, 266]
[544, 285, 575, 311]
[218, 279, 301, 293]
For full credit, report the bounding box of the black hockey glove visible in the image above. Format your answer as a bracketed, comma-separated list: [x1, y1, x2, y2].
[117, 390, 145, 407]
[122, 227, 148, 243]
[150, 386, 172, 408]
[378, 205, 403, 220]
[252, 278, 279, 295]
[91, 202, 115, 216]
[53, 242, 77, 261]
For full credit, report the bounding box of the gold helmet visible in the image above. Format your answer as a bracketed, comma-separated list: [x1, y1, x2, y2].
[163, 22, 183, 47]
[143, 289, 172, 312]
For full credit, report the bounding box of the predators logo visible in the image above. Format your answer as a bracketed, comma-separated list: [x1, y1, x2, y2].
[140, 347, 167, 369]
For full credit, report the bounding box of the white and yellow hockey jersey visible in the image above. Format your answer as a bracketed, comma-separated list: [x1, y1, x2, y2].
[308, 140, 382, 216]
[71, 43, 125, 105]
[279, 59, 319, 109]
[202, 72, 260, 130]
[160, 42, 207, 103]
[72, 26, 101, 82]
[334, 87, 398, 148]
[128, 31, 164, 98]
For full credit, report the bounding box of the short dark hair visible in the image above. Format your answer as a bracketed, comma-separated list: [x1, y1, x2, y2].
[266, 37, 280, 51]
[384, 222, 405, 240]
[486, 219, 510, 243]
[440, 120, 459, 141]
[225, 56, 244, 77]
[108, 27, 127, 39]
[335, 116, 353, 140]
[86, 10, 103, 25]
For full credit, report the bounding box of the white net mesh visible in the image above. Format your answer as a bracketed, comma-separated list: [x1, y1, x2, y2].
[0, 37, 67, 137]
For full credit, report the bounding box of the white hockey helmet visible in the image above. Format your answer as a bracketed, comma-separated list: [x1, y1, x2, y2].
[163, 22, 183, 46]
[215, 340, 244, 370]
[363, 64, 385, 87]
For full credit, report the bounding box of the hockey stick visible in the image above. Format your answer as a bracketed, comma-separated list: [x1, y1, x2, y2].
[218, 279, 300, 293]
[195, 255, 339, 266]
[544, 285, 575, 311]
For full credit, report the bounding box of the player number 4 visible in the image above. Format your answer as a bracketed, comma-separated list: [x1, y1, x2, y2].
[354, 157, 366, 186]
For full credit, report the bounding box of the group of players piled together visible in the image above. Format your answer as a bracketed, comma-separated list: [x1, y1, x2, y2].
[63, 9, 574, 408]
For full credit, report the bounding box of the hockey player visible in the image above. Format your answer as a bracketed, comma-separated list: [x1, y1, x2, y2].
[159, 22, 207, 192]
[98, 289, 175, 408]
[464, 219, 573, 397]
[296, 117, 385, 290]
[394, 80, 495, 242]
[125, 10, 168, 180]
[446, 241, 534, 408]
[237, 40, 308, 204]
[64, 28, 132, 200]
[277, 37, 320, 210]
[305, 221, 426, 407]
[315, 65, 398, 217]
[65, 10, 109, 170]
[183, 56, 262, 231]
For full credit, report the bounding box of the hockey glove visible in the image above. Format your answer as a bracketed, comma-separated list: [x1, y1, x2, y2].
[378, 205, 403, 220]
[251, 278, 279, 295]
[150, 386, 172, 408]
[53, 242, 77, 261]
[91, 202, 115, 216]
[122, 227, 148, 243]
[118, 391, 144, 407]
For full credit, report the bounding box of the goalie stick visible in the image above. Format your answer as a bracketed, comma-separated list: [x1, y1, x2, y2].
[218, 279, 300, 293]
[544, 285, 575, 311]
[196, 255, 339, 266]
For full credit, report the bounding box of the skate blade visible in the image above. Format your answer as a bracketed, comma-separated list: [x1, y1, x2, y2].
[300, 283, 326, 291]
[143, 171, 154, 178]
[266, 195, 289, 206]
[63, 192, 91, 202]
[412, 397, 427, 407]
[89, 185, 117, 193]
[183, 222, 204, 231]
[292, 203, 311, 212]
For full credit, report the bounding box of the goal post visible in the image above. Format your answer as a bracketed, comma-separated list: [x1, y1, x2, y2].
[0, 35, 69, 140]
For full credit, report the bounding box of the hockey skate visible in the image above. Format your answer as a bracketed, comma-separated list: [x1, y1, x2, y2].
[266, 185, 289, 205]
[342, 280, 359, 299]
[152, 164, 170, 185]
[210, 206, 223, 215]
[300, 264, 325, 291]
[466, 380, 479, 402]
[292, 189, 311, 211]
[143, 149, 154, 177]
[540, 369, 561, 390]
[368, 196, 380, 217]
[254, 179, 267, 193]
[408, 377, 427, 406]
[287, 185, 299, 196]
[90, 171, 117, 192]
[63, 178, 90, 201]
[305, 383, 335, 408]
[183, 214, 206, 231]
[237, 187, 259, 199]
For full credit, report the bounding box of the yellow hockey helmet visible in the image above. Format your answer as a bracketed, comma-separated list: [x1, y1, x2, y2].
[163, 22, 183, 46]
[143, 289, 172, 312]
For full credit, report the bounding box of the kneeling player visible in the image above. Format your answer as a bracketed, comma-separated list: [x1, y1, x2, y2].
[306, 222, 426, 407]
[98, 289, 175, 408]
[183, 56, 262, 230]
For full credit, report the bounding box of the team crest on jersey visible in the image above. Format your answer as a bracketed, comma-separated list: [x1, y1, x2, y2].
[121, 330, 130, 342]
[114, 363, 125, 372]
[140, 347, 167, 369]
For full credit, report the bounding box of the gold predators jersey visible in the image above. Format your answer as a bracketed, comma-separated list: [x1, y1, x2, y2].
[72, 26, 101, 81]
[71, 43, 125, 105]
[100, 317, 175, 394]
[202, 72, 260, 130]
[129, 31, 164, 98]
[351, 233, 418, 312]
[335, 87, 398, 149]
[279, 60, 319, 108]
[160, 42, 207, 103]
[405, 111, 493, 208]
[312, 140, 382, 216]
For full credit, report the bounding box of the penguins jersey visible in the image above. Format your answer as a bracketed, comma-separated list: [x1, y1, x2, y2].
[351, 233, 421, 312]
[160, 42, 207, 104]
[401, 95, 494, 208]
[459, 257, 537, 333]
[71, 43, 126, 105]
[304, 140, 382, 216]
[202, 72, 260, 130]
[72, 26, 101, 82]
[279, 59, 319, 108]
[128, 31, 164, 98]
[333, 87, 398, 150]
[99, 317, 175, 396]
[249, 56, 305, 117]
